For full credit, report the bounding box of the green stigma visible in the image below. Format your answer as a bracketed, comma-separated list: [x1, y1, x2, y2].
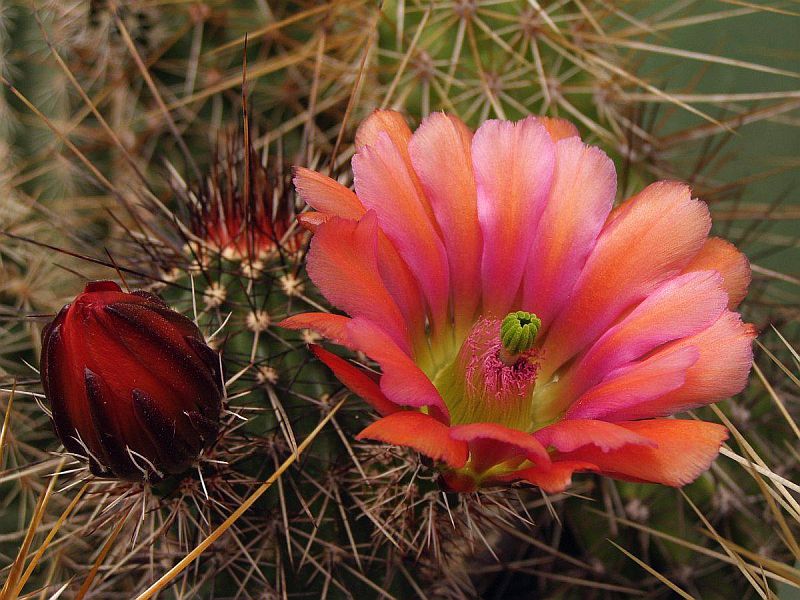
[499, 311, 541, 360]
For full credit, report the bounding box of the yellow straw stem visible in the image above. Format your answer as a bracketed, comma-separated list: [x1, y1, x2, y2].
[135, 397, 346, 600]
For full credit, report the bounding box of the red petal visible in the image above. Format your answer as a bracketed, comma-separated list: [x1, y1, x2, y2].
[309, 345, 399, 416]
[356, 412, 468, 468]
[346, 318, 449, 421]
[449, 422, 550, 473]
[497, 460, 599, 494]
[277, 313, 352, 348]
[306, 213, 412, 353]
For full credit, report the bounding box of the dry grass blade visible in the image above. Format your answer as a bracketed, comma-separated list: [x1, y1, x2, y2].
[205, 4, 340, 57]
[0, 77, 115, 192]
[109, 0, 201, 181]
[0, 382, 14, 462]
[329, 10, 378, 174]
[13, 484, 89, 597]
[752, 363, 800, 441]
[75, 503, 132, 600]
[681, 490, 770, 599]
[0, 458, 65, 600]
[607, 539, 695, 600]
[134, 397, 346, 600]
[587, 507, 800, 588]
[380, 5, 431, 109]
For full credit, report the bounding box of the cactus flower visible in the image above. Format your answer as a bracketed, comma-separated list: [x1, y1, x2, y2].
[40, 281, 223, 481]
[282, 111, 756, 493]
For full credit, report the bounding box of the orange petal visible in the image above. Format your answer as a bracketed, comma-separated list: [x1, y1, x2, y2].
[357, 412, 468, 468]
[543, 181, 711, 376]
[558, 270, 727, 404]
[559, 419, 728, 486]
[309, 345, 399, 416]
[355, 109, 413, 153]
[306, 214, 411, 353]
[683, 236, 750, 309]
[534, 419, 656, 453]
[539, 117, 580, 142]
[297, 211, 326, 231]
[355, 110, 438, 225]
[293, 167, 364, 220]
[566, 345, 699, 420]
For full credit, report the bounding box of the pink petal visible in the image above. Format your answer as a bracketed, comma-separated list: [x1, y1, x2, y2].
[472, 118, 555, 316]
[559, 270, 727, 403]
[497, 460, 599, 494]
[523, 137, 615, 327]
[449, 422, 550, 473]
[683, 236, 751, 309]
[353, 133, 451, 334]
[293, 167, 365, 220]
[375, 233, 430, 354]
[306, 213, 411, 353]
[309, 345, 400, 416]
[346, 318, 449, 421]
[558, 419, 728, 487]
[534, 419, 656, 453]
[356, 412, 468, 468]
[606, 311, 756, 420]
[566, 345, 699, 420]
[542, 181, 711, 376]
[277, 313, 352, 347]
[409, 112, 482, 335]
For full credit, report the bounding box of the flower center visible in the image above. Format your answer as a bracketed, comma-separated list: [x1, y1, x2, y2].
[434, 313, 541, 429]
[499, 310, 541, 364]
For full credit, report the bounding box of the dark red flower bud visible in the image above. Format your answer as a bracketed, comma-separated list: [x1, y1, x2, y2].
[40, 281, 223, 481]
